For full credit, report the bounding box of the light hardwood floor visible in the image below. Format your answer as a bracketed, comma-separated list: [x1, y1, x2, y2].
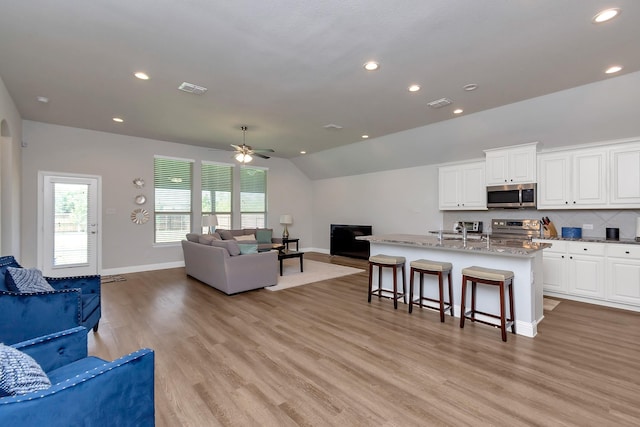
[89, 253, 640, 426]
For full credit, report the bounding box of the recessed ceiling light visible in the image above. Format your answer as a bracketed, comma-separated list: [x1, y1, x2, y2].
[36, 96, 49, 103]
[463, 83, 478, 91]
[362, 135, 369, 139]
[592, 8, 620, 23]
[300, 151, 307, 155]
[363, 61, 379, 71]
[453, 109, 464, 114]
[134, 71, 150, 80]
[408, 84, 421, 92]
[112, 117, 124, 123]
[605, 65, 623, 74]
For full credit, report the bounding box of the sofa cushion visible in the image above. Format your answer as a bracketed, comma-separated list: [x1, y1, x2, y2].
[218, 230, 234, 240]
[210, 240, 241, 256]
[198, 234, 218, 245]
[235, 234, 256, 242]
[185, 233, 200, 243]
[6, 267, 55, 293]
[0, 343, 51, 397]
[255, 229, 273, 244]
[238, 244, 258, 255]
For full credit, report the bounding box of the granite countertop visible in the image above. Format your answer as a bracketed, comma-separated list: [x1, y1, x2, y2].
[357, 234, 550, 258]
[534, 236, 640, 245]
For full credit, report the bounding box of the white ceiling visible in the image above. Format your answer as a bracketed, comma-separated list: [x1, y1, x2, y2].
[0, 1, 638, 160]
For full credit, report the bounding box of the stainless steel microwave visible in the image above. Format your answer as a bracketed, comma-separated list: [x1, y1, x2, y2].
[486, 183, 537, 208]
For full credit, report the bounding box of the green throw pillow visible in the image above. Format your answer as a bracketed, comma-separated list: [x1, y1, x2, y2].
[238, 244, 258, 255]
[256, 229, 272, 244]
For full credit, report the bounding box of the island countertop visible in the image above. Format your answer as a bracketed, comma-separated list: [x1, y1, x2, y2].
[357, 233, 550, 258]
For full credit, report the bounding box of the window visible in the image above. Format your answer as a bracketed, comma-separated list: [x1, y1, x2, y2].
[201, 162, 233, 231]
[154, 156, 193, 243]
[240, 166, 267, 228]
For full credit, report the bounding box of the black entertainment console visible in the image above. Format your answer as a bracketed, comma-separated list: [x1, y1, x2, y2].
[330, 224, 372, 260]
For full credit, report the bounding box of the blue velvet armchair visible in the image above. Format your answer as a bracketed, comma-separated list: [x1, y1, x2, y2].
[0, 327, 155, 426]
[0, 255, 101, 345]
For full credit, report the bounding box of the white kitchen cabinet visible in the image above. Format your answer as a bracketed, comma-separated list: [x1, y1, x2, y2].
[537, 148, 607, 209]
[606, 244, 640, 306]
[438, 161, 486, 210]
[484, 142, 537, 185]
[539, 241, 568, 294]
[567, 242, 605, 299]
[609, 142, 640, 206]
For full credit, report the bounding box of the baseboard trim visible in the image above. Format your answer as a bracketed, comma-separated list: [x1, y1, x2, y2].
[101, 261, 185, 276]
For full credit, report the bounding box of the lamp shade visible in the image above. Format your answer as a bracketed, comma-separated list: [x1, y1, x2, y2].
[279, 214, 293, 225]
[202, 214, 218, 227]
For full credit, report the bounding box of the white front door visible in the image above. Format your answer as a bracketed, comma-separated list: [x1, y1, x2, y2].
[39, 172, 101, 277]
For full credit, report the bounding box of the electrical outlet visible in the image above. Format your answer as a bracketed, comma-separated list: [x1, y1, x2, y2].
[582, 224, 593, 230]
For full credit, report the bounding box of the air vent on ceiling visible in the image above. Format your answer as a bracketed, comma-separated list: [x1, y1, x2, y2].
[323, 123, 343, 130]
[178, 82, 208, 95]
[427, 97, 453, 108]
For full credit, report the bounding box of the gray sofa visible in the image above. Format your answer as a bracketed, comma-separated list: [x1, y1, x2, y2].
[181, 229, 279, 294]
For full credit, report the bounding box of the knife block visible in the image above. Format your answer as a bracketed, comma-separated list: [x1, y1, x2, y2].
[544, 222, 558, 238]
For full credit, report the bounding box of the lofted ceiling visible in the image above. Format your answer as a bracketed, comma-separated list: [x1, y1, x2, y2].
[0, 1, 638, 160]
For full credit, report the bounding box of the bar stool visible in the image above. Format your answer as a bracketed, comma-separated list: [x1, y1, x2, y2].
[368, 254, 406, 309]
[459, 266, 515, 342]
[408, 259, 453, 322]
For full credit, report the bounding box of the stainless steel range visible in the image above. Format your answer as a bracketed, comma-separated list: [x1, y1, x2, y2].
[490, 219, 542, 247]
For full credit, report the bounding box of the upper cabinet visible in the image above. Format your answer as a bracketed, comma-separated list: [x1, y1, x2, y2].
[538, 140, 640, 209]
[538, 148, 607, 209]
[610, 142, 640, 206]
[438, 161, 487, 210]
[484, 142, 537, 185]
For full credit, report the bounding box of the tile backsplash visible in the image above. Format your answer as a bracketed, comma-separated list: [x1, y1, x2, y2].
[444, 209, 640, 240]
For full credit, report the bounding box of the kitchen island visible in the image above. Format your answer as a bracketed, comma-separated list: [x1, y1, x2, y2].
[357, 234, 551, 337]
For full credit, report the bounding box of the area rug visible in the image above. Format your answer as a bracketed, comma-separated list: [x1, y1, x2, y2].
[543, 298, 561, 311]
[101, 275, 127, 284]
[265, 259, 364, 291]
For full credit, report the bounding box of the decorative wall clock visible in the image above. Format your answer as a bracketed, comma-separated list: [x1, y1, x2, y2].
[131, 208, 150, 224]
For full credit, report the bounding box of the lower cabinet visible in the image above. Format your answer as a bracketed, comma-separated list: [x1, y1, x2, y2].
[537, 240, 639, 311]
[606, 244, 640, 306]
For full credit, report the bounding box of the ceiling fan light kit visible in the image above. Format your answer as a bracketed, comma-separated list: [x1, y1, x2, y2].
[231, 126, 274, 163]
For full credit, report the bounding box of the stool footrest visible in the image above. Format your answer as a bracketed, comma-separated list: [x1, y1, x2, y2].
[370, 288, 405, 299]
[464, 310, 514, 329]
[412, 297, 452, 311]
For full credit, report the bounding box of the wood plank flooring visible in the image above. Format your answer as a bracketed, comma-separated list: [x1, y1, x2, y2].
[88, 253, 640, 426]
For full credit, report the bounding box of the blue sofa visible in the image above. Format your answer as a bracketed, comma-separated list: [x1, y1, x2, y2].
[0, 327, 155, 426]
[0, 255, 101, 345]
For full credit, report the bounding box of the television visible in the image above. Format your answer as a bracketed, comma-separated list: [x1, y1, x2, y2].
[330, 224, 372, 260]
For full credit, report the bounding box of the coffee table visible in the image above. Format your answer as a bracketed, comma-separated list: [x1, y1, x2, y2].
[278, 250, 304, 276]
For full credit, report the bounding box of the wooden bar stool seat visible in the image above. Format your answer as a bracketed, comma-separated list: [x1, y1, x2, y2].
[459, 266, 515, 342]
[368, 254, 406, 309]
[408, 259, 453, 322]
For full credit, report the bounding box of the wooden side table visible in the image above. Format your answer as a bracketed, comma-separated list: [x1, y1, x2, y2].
[282, 238, 299, 251]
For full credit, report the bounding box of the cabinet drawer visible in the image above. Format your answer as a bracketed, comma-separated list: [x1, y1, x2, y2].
[542, 240, 567, 253]
[568, 241, 605, 256]
[607, 244, 640, 260]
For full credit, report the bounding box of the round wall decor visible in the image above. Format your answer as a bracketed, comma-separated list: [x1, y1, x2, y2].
[135, 194, 147, 205]
[131, 208, 150, 224]
[133, 178, 145, 188]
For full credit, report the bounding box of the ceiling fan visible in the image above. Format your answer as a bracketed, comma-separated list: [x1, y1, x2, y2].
[231, 126, 274, 163]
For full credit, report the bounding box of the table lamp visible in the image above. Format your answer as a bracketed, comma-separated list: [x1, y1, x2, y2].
[280, 214, 293, 239]
[202, 214, 218, 234]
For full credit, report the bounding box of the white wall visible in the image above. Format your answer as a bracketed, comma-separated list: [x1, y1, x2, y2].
[311, 164, 442, 252]
[0, 75, 23, 258]
[21, 121, 313, 273]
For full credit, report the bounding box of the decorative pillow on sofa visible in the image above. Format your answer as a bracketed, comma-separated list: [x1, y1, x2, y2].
[256, 229, 273, 244]
[199, 234, 218, 245]
[238, 244, 258, 255]
[0, 343, 51, 397]
[185, 233, 200, 243]
[210, 240, 241, 256]
[234, 234, 256, 242]
[6, 267, 55, 293]
[218, 230, 234, 240]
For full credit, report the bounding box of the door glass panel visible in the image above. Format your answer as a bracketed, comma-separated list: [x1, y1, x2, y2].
[53, 182, 90, 266]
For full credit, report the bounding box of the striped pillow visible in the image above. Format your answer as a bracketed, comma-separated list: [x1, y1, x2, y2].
[0, 343, 51, 397]
[6, 267, 55, 293]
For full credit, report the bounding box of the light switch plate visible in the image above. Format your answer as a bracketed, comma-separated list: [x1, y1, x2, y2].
[582, 224, 593, 230]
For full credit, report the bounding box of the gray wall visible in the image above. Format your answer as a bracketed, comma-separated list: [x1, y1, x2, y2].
[21, 121, 313, 273]
[0, 75, 23, 258]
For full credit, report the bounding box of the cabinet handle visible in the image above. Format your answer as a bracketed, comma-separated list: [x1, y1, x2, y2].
[573, 201, 576, 204]
[583, 248, 587, 251]
[569, 256, 573, 259]
[626, 251, 630, 254]
[565, 201, 568, 204]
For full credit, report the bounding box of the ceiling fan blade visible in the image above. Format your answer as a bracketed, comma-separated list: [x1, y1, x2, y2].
[252, 148, 275, 153]
[253, 153, 271, 159]
[230, 144, 243, 151]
